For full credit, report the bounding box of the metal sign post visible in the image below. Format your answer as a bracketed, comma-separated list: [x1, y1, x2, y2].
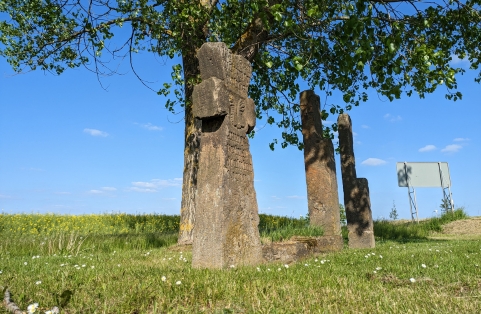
[404, 162, 419, 223]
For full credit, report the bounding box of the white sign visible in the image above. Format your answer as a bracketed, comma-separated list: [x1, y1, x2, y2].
[396, 162, 451, 188]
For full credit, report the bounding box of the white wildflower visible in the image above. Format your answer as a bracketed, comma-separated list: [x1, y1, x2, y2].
[27, 303, 39, 313]
[410, 278, 416, 283]
[161, 276, 167, 282]
[175, 281, 181, 285]
[35, 281, 41, 285]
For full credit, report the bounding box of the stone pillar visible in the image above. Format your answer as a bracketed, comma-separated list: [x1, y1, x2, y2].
[300, 90, 341, 237]
[338, 113, 375, 249]
[191, 42, 262, 269]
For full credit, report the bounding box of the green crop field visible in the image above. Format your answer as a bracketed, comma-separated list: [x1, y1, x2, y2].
[1, 210, 480, 313]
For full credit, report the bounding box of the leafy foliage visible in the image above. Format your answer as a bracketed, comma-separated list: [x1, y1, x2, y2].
[389, 200, 399, 220]
[339, 203, 347, 226]
[2, 0, 481, 148]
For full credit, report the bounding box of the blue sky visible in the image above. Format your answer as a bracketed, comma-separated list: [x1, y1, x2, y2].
[1, 51, 480, 219]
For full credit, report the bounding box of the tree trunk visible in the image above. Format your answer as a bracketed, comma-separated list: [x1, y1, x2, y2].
[177, 41, 203, 245]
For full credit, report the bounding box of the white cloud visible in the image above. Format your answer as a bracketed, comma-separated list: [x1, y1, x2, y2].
[128, 178, 181, 193]
[88, 190, 104, 194]
[453, 138, 470, 142]
[20, 167, 45, 172]
[162, 198, 177, 201]
[384, 113, 402, 122]
[361, 158, 387, 166]
[84, 128, 109, 137]
[101, 187, 117, 191]
[55, 191, 71, 195]
[0, 194, 12, 199]
[287, 195, 303, 199]
[361, 125, 370, 129]
[127, 187, 157, 193]
[271, 195, 281, 200]
[139, 123, 163, 131]
[323, 120, 334, 126]
[419, 145, 437, 152]
[441, 144, 462, 153]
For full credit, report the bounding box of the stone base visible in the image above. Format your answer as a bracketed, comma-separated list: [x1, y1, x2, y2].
[262, 235, 344, 263]
[348, 231, 375, 249]
[312, 235, 344, 253]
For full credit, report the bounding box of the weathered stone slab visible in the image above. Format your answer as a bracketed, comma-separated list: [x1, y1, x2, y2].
[262, 241, 310, 264]
[300, 90, 341, 236]
[192, 42, 262, 269]
[313, 235, 344, 253]
[338, 114, 375, 249]
[262, 235, 343, 263]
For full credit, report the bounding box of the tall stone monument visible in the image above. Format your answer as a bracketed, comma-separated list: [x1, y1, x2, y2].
[338, 113, 375, 249]
[300, 90, 342, 239]
[191, 42, 262, 269]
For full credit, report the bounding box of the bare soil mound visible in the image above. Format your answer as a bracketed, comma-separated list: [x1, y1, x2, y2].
[441, 217, 481, 235]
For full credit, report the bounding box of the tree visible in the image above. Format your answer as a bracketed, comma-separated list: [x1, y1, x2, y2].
[440, 197, 451, 213]
[2, 0, 481, 244]
[339, 204, 346, 226]
[389, 200, 398, 220]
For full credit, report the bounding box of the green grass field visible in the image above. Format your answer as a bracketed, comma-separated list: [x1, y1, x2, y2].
[1, 210, 480, 313]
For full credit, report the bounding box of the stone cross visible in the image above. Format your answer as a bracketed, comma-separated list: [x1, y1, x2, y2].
[338, 113, 375, 249]
[191, 42, 262, 269]
[300, 90, 342, 240]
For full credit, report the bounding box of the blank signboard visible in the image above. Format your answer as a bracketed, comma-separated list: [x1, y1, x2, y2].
[396, 162, 451, 187]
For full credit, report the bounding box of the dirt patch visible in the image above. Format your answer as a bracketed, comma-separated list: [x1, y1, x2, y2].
[441, 217, 481, 235]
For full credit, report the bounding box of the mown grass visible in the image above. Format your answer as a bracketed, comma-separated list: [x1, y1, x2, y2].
[1, 210, 480, 313]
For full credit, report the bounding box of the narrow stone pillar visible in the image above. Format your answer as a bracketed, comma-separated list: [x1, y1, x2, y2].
[191, 42, 262, 269]
[338, 113, 375, 249]
[300, 90, 341, 237]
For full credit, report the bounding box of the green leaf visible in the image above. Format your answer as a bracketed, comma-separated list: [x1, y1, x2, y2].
[307, 6, 319, 17]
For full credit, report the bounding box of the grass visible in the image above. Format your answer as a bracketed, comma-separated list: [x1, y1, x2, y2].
[374, 208, 469, 241]
[1, 210, 480, 313]
[258, 214, 324, 242]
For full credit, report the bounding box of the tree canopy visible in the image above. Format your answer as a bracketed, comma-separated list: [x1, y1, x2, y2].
[2, 0, 480, 148]
[2, 0, 480, 244]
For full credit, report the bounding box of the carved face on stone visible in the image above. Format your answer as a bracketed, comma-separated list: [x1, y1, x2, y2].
[194, 42, 256, 134]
